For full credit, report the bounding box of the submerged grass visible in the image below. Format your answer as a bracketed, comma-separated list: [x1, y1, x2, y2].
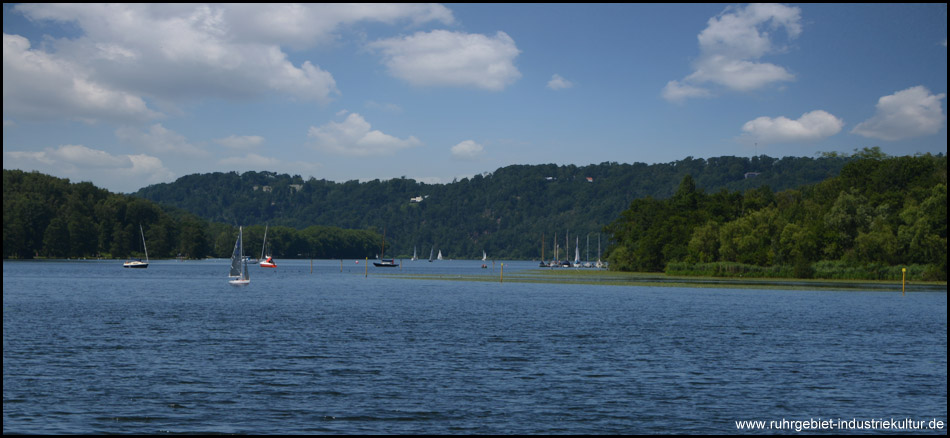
[380, 267, 947, 292]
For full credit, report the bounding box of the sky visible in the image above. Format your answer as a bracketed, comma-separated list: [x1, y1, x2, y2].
[3, 3, 947, 194]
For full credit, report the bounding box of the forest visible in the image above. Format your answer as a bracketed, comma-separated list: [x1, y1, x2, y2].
[131, 154, 851, 261]
[605, 151, 946, 281]
[6, 151, 944, 281]
[2, 170, 381, 260]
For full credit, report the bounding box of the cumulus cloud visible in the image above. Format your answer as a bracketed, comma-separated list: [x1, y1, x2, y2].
[451, 140, 485, 160]
[547, 74, 573, 90]
[369, 30, 522, 91]
[3, 144, 174, 193]
[216, 3, 454, 49]
[308, 112, 421, 156]
[663, 3, 801, 102]
[3, 33, 161, 123]
[5, 4, 455, 122]
[661, 80, 713, 103]
[742, 110, 844, 144]
[851, 86, 947, 141]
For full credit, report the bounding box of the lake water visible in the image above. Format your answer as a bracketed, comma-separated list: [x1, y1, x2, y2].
[3, 259, 947, 434]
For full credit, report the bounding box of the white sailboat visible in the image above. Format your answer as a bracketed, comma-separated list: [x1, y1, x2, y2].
[596, 234, 605, 269]
[437, 250, 443, 261]
[482, 250, 487, 261]
[123, 225, 149, 268]
[259, 224, 276, 268]
[574, 236, 580, 267]
[584, 234, 593, 268]
[229, 226, 250, 285]
[412, 246, 418, 261]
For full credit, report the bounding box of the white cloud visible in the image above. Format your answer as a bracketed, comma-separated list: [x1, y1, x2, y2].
[547, 74, 573, 90]
[3, 33, 161, 123]
[6, 3, 455, 122]
[220, 3, 455, 49]
[661, 80, 713, 103]
[697, 3, 801, 59]
[684, 55, 794, 93]
[742, 110, 844, 144]
[851, 86, 947, 141]
[308, 112, 421, 156]
[451, 140, 485, 160]
[369, 30, 522, 91]
[664, 3, 801, 102]
[215, 135, 265, 150]
[3, 144, 174, 193]
[115, 124, 208, 157]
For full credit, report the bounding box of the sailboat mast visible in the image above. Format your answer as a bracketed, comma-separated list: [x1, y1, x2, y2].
[261, 224, 268, 260]
[140, 224, 148, 262]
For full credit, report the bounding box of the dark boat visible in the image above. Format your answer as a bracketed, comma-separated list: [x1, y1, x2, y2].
[374, 228, 399, 267]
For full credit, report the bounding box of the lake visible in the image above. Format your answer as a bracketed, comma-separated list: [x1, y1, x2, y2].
[3, 259, 947, 434]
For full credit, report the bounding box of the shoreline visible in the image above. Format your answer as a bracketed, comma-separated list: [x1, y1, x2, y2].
[5, 258, 946, 292]
[386, 268, 948, 292]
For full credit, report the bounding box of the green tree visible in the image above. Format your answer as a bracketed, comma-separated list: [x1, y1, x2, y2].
[687, 221, 720, 263]
[42, 217, 71, 257]
[822, 190, 872, 259]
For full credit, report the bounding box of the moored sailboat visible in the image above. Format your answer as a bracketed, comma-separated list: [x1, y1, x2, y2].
[373, 228, 399, 267]
[123, 225, 149, 268]
[229, 226, 250, 285]
[574, 236, 580, 267]
[259, 224, 276, 268]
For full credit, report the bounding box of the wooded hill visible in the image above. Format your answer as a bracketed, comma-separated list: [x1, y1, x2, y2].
[606, 152, 947, 281]
[131, 155, 850, 260]
[7, 152, 944, 281]
[2, 169, 381, 260]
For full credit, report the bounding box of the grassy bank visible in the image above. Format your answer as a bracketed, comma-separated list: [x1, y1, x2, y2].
[665, 261, 945, 282]
[384, 266, 946, 292]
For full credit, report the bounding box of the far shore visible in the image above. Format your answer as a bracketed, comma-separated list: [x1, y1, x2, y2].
[384, 267, 948, 292]
[4, 258, 946, 292]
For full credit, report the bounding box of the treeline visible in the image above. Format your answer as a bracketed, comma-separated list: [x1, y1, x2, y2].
[2, 170, 382, 260]
[133, 155, 851, 260]
[605, 151, 947, 281]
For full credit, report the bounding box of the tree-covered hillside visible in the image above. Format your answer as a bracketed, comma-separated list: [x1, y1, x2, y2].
[2, 170, 382, 260]
[133, 155, 851, 260]
[4, 169, 212, 260]
[606, 153, 947, 281]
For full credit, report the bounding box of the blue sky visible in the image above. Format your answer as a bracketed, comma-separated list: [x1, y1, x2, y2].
[3, 3, 947, 193]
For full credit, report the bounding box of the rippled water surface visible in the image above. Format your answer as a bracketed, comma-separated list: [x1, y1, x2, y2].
[4, 259, 946, 434]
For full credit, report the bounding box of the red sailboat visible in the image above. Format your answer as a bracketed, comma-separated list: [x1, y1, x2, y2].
[259, 225, 276, 268]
